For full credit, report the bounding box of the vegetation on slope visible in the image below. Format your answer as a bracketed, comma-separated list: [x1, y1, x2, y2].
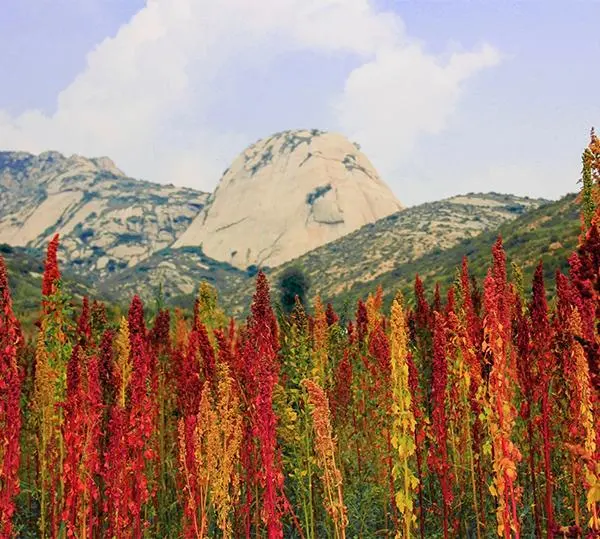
[334, 192, 580, 311]
[99, 245, 248, 307]
[0, 243, 97, 323]
[0, 192, 576, 324]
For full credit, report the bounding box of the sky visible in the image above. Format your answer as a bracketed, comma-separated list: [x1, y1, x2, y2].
[0, 0, 598, 206]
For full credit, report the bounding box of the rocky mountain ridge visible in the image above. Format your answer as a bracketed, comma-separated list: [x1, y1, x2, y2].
[0, 150, 209, 279]
[0, 129, 403, 278]
[0, 134, 558, 317]
[334, 192, 580, 313]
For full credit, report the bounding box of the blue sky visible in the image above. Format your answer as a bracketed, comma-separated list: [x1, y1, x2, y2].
[1, 0, 598, 205]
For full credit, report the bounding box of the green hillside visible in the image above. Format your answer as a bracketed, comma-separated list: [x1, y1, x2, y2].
[333, 192, 580, 311]
[0, 243, 100, 326]
[98, 246, 248, 308]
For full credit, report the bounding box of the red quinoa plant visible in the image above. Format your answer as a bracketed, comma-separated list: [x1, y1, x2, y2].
[0, 256, 23, 536]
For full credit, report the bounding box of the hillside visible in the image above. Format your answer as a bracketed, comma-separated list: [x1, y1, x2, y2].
[110, 192, 545, 312]
[99, 246, 248, 307]
[331, 192, 580, 311]
[216, 192, 545, 312]
[0, 150, 209, 279]
[0, 193, 580, 324]
[0, 243, 98, 322]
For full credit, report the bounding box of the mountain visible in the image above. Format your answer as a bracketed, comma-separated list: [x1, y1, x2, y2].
[0, 142, 575, 320]
[0, 130, 402, 278]
[0, 151, 209, 279]
[174, 129, 403, 268]
[109, 192, 547, 312]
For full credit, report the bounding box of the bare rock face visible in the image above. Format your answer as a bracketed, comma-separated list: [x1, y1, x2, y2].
[174, 129, 403, 268]
[0, 150, 208, 278]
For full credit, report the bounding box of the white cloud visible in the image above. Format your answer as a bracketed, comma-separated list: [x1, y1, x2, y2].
[0, 0, 500, 192]
[334, 44, 501, 178]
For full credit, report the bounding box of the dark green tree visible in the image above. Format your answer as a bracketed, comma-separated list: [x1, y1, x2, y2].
[277, 266, 310, 315]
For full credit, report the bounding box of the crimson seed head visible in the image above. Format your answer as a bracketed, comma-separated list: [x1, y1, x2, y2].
[325, 302, 339, 327]
[356, 300, 368, 344]
[368, 322, 390, 376]
[42, 234, 61, 298]
[77, 297, 92, 343]
[414, 274, 430, 331]
[128, 295, 146, 338]
[0, 255, 22, 537]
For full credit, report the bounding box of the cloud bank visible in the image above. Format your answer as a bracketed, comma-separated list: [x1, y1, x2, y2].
[0, 0, 500, 192]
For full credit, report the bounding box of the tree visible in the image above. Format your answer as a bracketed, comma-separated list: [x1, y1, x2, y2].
[277, 267, 310, 314]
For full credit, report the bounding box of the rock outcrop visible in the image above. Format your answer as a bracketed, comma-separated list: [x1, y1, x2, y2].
[174, 129, 403, 268]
